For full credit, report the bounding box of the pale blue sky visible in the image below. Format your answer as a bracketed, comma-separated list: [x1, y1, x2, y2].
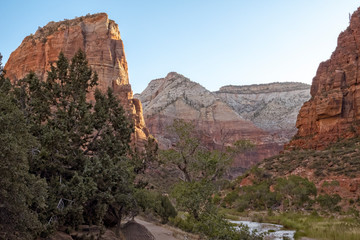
[1, 1, 359, 93]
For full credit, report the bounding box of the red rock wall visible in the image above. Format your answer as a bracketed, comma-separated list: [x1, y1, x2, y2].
[4, 13, 149, 144]
[288, 7, 360, 149]
[144, 110, 283, 176]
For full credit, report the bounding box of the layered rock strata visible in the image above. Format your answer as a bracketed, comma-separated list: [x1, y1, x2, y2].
[288, 7, 360, 149]
[216, 82, 310, 142]
[136, 72, 310, 175]
[4, 13, 149, 144]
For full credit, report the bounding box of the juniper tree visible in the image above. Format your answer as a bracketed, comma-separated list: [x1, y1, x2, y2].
[0, 54, 47, 239]
[161, 119, 254, 183]
[0, 54, 11, 93]
[161, 120, 260, 239]
[161, 120, 252, 214]
[14, 50, 135, 234]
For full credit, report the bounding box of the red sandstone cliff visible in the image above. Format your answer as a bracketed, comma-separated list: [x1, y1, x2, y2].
[4, 13, 149, 144]
[287, 7, 360, 149]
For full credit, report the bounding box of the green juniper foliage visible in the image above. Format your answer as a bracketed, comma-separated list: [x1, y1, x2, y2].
[10, 50, 135, 236]
[0, 53, 47, 239]
[275, 175, 317, 210]
[135, 189, 177, 224]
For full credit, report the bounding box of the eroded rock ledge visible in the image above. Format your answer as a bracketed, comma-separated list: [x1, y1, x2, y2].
[288, 7, 360, 149]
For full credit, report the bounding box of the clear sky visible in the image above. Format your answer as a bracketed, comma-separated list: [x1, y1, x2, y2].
[1, 1, 359, 94]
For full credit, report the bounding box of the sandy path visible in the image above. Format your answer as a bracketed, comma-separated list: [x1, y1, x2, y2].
[135, 217, 180, 240]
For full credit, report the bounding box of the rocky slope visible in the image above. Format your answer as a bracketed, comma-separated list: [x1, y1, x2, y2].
[4, 13, 149, 145]
[288, 7, 360, 149]
[136, 72, 310, 175]
[257, 137, 360, 205]
[239, 7, 360, 204]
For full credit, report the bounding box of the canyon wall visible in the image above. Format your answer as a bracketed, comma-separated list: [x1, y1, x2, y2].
[288, 7, 360, 149]
[4, 13, 149, 144]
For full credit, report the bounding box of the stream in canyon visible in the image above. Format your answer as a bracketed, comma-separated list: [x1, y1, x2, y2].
[230, 220, 296, 240]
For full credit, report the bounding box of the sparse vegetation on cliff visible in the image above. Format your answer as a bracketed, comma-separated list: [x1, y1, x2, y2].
[217, 135, 360, 239]
[263, 137, 360, 178]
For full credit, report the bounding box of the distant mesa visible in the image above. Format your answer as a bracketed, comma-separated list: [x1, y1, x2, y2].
[4, 13, 149, 146]
[216, 82, 310, 135]
[218, 82, 310, 94]
[135, 72, 310, 176]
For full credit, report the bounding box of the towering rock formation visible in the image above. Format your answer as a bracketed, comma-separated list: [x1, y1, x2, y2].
[289, 7, 360, 149]
[136, 72, 310, 175]
[4, 13, 149, 144]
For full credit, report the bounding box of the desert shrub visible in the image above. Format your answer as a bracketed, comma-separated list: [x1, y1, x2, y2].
[135, 189, 177, 223]
[235, 198, 249, 212]
[275, 176, 317, 210]
[212, 193, 222, 205]
[171, 212, 264, 240]
[317, 194, 341, 211]
[169, 215, 195, 232]
[322, 180, 340, 187]
[224, 191, 238, 206]
[155, 194, 177, 223]
[236, 182, 279, 211]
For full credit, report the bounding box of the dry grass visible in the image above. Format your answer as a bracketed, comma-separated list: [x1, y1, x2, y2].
[266, 212, 360, 240]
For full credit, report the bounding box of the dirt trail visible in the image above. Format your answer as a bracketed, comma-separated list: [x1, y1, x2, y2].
[134, 218, 179, 240]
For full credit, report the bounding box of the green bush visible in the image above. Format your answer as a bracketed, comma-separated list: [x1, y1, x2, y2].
[169, 215, 195, 232]
[171, 212, 264, 240]
[171, 180, 213, 219]
[317, 194, 341, 211]
[224, 191, 238, 206]
[235, 198, 249, 212]
[322, 180, 340, 187]
[135, 189, 177, 223]
[155, 195, 177, 223]
[212, 193, 222, 205]
[275, 175, 317, 209]
[236, 181, 278, 211]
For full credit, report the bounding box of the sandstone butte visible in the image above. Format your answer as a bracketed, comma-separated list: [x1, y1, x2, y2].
[288, 7, 360, 149]
[4, 13, 149, 146]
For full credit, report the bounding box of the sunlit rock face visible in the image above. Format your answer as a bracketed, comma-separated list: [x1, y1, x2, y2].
[136, 72, 310, 176]
[5, 13, 149, 145]
[216, 82, 311, 143]
[288, 7, 360, 149]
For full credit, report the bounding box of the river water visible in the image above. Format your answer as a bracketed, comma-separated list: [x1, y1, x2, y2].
[230, 220, 296, 240]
